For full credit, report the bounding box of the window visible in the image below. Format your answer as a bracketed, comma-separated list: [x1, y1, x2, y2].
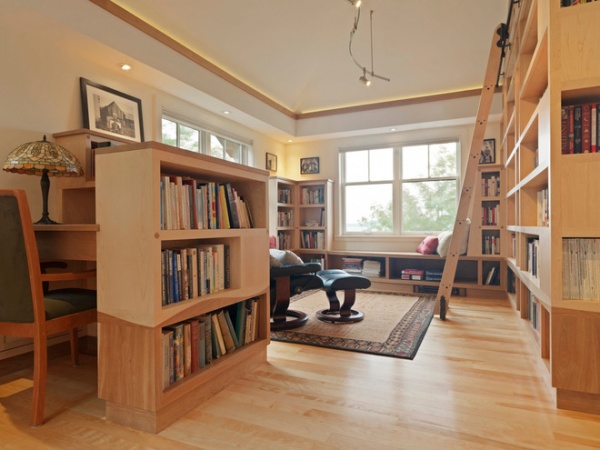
[161, 116, 251, 164]
[341, 140, 459, 235]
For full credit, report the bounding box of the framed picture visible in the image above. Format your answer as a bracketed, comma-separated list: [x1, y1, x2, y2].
[80, 77, 144, 142]
[479, 138, 496, 164]
[300, 157, 320, 174]
[266, 152, 277, 172]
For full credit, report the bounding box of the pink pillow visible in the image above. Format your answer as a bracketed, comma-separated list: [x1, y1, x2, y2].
[416, 236, 439, 254]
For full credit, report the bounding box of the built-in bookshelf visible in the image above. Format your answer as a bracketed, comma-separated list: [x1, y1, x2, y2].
[95, 142, 269, 433]
[269, 177, 332, 261]
[501, 0, 600, 415]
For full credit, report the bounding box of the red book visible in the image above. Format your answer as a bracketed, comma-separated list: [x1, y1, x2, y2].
[568, 105, 575, 154]
[582, 103, 591, 153]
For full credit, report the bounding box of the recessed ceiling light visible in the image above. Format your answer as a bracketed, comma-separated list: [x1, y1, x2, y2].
[287, 139, 293, 143]
[223, 110, 230, 115]
[390, 128, 397, 132]
[120, 63, 132, 71]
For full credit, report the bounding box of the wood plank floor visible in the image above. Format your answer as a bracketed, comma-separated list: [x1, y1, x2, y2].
[2, 296, 600, 449]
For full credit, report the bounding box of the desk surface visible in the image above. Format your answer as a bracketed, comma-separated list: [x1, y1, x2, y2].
[34, 223, 99, 261]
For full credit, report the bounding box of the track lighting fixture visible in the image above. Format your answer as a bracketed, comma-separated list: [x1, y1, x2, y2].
[348, 4, 390, 86]
[359, 68, 371, 86]
[347, 0, 362, 7]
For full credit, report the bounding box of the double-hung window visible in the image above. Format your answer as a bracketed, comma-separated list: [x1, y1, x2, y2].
[161, 116, 251, 165]
[341, 140, 459, 235]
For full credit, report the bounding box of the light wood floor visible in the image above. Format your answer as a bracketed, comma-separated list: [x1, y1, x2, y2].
[2, 296, 600, 449]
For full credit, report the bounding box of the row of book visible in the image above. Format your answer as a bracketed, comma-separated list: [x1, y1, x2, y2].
[526, 237, 540, 280]
[277, 211, 293, 227]
[276, 231, 293, 250]
[301, 187, 325, 205]
[482, 235, 501, 255]
[342, 257, 382, 277]
[482, 203, 500, 226]
[162, 298, 259, 389]
[561, 0, 599, 6]
[484, 265, 500, 286]
[342, 257, 362, 274]
[560, 103, 600, 154]
[300, 230, 325, 249]
[563, 238, 600, 300]
[161, 244, 230, 305]
[160, 176, 254, 230]
[537, 188, 549, 227]
[481, 175, 500, 197]
[277, 188, 293, 204]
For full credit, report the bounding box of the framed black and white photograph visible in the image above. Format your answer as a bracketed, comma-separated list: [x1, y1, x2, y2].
[80, 77, 144, 142]
[266, 152, 277, 172]
[479, 138, 496, 164]
[300, 157, 320, 174]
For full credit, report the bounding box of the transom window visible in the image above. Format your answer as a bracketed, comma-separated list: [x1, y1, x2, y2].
[161, 116, 250, 164]
[340, 140, 459, 235]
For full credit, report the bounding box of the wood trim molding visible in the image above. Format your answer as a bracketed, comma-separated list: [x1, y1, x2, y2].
[89, 0, 500, 122]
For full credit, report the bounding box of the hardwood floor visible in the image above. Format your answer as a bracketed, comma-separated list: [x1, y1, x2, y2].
[2, 296, 600, 449]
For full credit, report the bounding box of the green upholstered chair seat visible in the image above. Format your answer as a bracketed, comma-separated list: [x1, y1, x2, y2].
[44, 288, 96, 321]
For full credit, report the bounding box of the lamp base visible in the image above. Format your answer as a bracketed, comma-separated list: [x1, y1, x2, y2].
[35, 216, 58, 225]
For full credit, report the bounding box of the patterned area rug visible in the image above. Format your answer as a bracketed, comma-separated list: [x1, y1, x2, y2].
[270, 290, 435, 360]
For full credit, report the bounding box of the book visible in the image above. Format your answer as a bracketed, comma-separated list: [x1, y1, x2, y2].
[198, 319, 206, 369]
[217, 309, 236, 353]
[162, 329, 174, 389]
[201, 314, 213, 364]
[184, 318, 200, 373]
[182, 321, 192, 376]
[164, 323, 184, 382]
[234, 300, 247, 347]
[225, 183, 241, 228]
[211, 312, 227, 356]
[484, 266, 496, 285]
[223, 309, 240, 348]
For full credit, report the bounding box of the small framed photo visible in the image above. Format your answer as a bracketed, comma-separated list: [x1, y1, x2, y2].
[479, 139, 496, 164]
[300, 157, 320, 175]
[80, 77, 144, 142]
[266, 152, 277, 172]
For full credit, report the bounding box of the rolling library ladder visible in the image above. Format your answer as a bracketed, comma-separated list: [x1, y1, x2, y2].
[435, 23, 505, 316]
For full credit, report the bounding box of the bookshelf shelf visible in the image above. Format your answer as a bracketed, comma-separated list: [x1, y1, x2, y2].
[95, 142, 269, 433]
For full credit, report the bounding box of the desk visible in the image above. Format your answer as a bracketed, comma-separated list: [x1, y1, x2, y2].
[34, 224, 99, 262]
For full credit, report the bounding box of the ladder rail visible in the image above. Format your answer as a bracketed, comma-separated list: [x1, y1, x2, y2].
[435, 24, 505, 316]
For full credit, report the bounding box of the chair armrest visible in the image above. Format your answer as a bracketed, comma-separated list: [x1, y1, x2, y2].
[41, 269, 96, 282]
[270, 263, 322, 278]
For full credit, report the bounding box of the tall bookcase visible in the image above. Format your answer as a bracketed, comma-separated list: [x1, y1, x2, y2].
[502, 0, 600, 414]
[95, 142, 269, 432]
[268, 177, 332, 266]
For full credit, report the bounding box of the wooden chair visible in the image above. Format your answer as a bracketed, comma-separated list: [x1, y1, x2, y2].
[0, 189, 97, 426]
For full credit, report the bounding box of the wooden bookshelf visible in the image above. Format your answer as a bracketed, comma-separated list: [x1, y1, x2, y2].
[502, 0, 600, 414]
[95, 142, 269, 432]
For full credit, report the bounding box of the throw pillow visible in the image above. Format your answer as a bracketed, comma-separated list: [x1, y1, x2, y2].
[437, 219, 471, 258]
[416, 236, 439, 254]
[269, 249, 304, 266]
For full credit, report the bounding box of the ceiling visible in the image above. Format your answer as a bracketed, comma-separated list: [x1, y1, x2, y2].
[112, 0, 508, 115]
[15, 0, 509, 142]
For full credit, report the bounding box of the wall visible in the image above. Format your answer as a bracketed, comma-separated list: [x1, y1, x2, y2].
[282, 121, 501, 252]
[0, 9, 283, 216]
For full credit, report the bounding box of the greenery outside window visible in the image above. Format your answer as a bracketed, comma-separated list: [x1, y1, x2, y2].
[341, 140, 459, 235]
[161, 116, 251, 164]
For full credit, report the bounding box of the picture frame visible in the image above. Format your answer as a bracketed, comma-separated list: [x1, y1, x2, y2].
[80, 77, 144, 142]
[266, 152, 277, 172]
[300, 157, 320, 175]
[479, 138, 496, 164]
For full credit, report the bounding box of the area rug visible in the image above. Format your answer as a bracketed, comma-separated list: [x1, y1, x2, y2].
[270, 290, 435, 359]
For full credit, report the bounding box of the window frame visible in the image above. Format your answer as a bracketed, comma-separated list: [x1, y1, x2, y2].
[340, 139, 461, 236]
[161, 114, 252, 165]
